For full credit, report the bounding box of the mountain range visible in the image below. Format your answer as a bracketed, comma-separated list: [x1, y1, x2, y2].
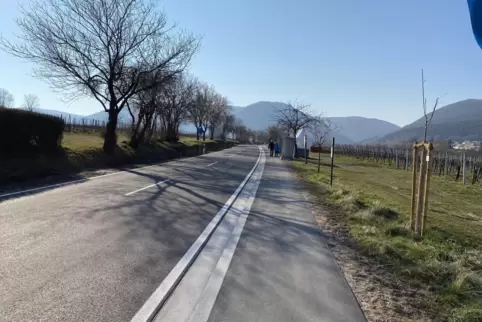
[27, 98, 482, 145]
[375, 99, 482, 143]
[233, 101, 400, 144]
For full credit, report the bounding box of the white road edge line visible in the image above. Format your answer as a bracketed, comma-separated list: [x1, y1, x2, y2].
[187, 158, 264, 322]
[130, 147, 262, 322]
[0, 147, 238, 199]
[125, 179, 171, 196]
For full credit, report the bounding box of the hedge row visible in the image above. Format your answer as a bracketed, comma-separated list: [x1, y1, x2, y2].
[0, 107, 65, 156]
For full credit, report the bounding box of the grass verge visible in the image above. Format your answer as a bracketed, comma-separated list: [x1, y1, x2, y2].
[293, 154, 482, 322]
[0, 132, 233, 187]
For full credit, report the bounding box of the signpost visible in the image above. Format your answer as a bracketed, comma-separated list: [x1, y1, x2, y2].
[197, 127, 206, 154]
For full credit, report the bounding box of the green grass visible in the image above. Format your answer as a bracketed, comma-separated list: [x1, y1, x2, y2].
[293, 154, 482, 322]
[178, 135, 216, 145]
[0, 132, 232, 185]
[61, 132, 211, 151]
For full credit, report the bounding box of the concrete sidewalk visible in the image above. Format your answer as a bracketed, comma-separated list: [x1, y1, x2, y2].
[206, 155, 366, 322]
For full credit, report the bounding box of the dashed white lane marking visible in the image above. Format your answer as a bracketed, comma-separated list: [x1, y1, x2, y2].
[0, 146, 239, 199]
[124, 179, 171, 196]
[206, 161, 219, 167]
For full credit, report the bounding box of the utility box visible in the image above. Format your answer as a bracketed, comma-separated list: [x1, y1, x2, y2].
[280, 137, 296, 160]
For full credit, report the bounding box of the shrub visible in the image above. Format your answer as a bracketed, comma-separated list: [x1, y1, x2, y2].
[0, 107, 65, 156]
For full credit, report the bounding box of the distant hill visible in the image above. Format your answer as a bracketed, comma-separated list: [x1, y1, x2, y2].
[85, 109, 132, 123]
[376, 99, 482, 143]
[233, 101, 400, 144]
[234, 101, 286, 130]
[404, 99, 482, 128]
[29, 101, 402, 143]
[328, 116, 400, 142]
[31, 108, 85, 120]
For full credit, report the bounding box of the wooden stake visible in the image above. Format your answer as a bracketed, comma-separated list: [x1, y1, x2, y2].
[421, 144, 433, 237]
[416, 148, 428, 237]
[396, 149, 399, 169]
[410, 145, 418, 230]
[330, 137, 335, 186]
[444, 152, 448, 176]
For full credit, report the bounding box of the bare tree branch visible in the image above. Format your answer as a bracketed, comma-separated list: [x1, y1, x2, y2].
[308, 117, 339, 147]
[421, 69, 443, 142]
[23, 94, 40, 111]
[272, 100, 320, 156]
[0, 88, 15, 108]
[1, 0, 200, 153]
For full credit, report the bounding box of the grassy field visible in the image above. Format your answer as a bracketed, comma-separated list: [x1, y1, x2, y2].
[293, 153, 482, 322]
[0, 132, 228, 185]
[62, 132, 215, 151]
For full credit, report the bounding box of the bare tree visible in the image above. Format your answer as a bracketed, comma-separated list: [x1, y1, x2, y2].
[233, 118, 253, 143]
[220, 112, 235, 140]
[308, 117, 338, 172]
[267, 124, 285, 142]
[127, 82, 160, 148]
[23, 94, 40, 111]
[157, 73, 197, 142]
[1, 0, 200, 153]
[273, 101, 319, 156]
[207, 93, 229, 140]
[188, 83, 212, 141]
[0, 88, 15, 108]
[421, 69, 440, 142]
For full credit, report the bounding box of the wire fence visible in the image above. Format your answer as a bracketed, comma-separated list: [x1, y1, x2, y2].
[334, 144, 482, 184]
[58, 115, 200, 138]
[59, 115, 131, 133]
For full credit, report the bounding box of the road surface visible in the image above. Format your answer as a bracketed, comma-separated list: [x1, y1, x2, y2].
[0, 145, 365, 322]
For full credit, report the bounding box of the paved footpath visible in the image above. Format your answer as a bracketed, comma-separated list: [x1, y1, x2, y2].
[151, 148, 366, 322]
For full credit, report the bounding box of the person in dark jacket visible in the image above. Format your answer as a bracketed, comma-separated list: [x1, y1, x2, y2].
[268, 140, 275, 157]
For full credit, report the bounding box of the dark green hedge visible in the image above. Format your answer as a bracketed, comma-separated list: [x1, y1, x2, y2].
[0, 107, 65, 156]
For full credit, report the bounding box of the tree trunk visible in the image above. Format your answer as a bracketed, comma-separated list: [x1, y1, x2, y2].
[209, 125, 215, 140]
[317, 145, 321, 172]
[130, 116, 144, 148]
[103, 109, 118, 154]
[166, 122, 177, 142]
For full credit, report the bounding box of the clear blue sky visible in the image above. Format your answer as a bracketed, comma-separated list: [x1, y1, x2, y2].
[0, 0, 481, 126]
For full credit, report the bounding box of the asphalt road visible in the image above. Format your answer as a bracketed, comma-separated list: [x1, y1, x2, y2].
[0, 145, 259, 322]
[1, 145, 365, 322]
[153, 151, 366, 322]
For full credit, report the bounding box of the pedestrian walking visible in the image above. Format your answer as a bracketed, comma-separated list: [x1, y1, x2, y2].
[274, 142, 280, 157]
[268, 140, 274, 157]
